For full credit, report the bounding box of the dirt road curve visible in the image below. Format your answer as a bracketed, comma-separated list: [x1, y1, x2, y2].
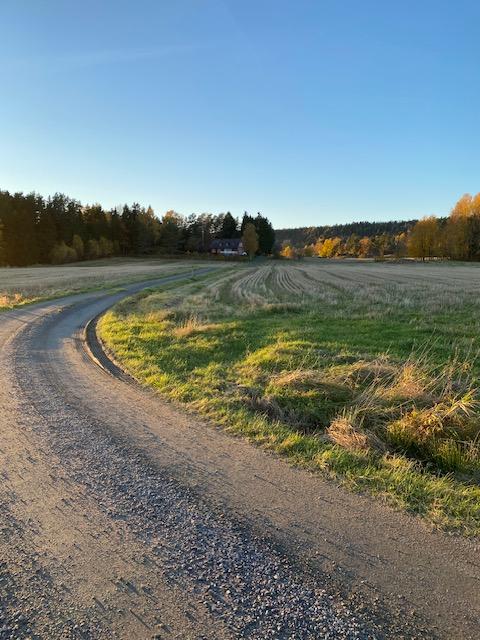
[0, 273, 479, 639]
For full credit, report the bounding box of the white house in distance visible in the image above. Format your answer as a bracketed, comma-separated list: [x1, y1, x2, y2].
[210, 239, 246, 256]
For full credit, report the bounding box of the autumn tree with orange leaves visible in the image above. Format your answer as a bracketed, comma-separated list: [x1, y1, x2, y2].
[408, 193, 480, 261]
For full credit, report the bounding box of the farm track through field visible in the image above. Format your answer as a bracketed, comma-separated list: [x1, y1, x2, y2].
[1, 264, 480, 638]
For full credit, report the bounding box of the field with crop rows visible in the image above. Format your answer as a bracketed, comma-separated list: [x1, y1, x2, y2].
[100, 259, 480, 534]
[201, 259, 480, 312]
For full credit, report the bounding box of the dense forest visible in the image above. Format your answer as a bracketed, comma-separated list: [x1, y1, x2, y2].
[275, 219, 417, 248]
[3, 188, 479, 266]
[0, 190, 275, 266]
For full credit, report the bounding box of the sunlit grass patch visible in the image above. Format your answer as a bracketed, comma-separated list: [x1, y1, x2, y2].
[0, 292, 31, 309]
[98, 263, 480, 535]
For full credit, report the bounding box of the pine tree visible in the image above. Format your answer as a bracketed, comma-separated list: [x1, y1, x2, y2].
[241, 212, 255, 234]
[158, 211, 181, 253]
[0, 223, 6, 265]
[254, 213, 275, 254]
[121, 204, 141, 254]
[220, 212, 239, 238]
[37, 206, 57, 263]
[8, 192, 40, 265]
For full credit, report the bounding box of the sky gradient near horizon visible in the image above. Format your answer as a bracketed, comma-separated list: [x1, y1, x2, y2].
[1, 0, 479, 228]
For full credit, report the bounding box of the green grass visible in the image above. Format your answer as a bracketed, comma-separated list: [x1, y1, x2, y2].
[98, 264, 480, 535]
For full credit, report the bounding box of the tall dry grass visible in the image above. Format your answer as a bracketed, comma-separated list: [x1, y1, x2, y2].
[326, 355, 480, 472]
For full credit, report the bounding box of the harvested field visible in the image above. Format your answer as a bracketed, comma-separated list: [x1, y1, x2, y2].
[100, 259, 480, 535]
[0, 257, 227, 309]
[197, 260, 480, 313]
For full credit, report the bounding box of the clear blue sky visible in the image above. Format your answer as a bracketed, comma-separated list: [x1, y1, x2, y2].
[1, 1, 479, 228]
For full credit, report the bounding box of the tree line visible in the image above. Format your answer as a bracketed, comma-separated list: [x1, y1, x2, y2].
[279, 193, 480, 261]
[0, 190, 275, 266]
[280, 231, 409, 259]
[275, 219, 417, 249]
[408, 193, 480, 260]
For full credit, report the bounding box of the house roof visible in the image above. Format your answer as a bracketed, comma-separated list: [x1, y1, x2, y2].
[210, 238, 243, 250]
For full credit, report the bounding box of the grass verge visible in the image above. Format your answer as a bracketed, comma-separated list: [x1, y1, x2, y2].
[98, 265, 480, 536]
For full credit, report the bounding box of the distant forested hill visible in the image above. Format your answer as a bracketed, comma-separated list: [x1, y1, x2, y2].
[275, 219, 418, 248]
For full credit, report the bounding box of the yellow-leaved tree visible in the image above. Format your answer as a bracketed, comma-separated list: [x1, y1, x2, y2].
[313, 238, 324, 256]
[445, 193, 479, 260]
[319, 237, 342, 258]
[450, 194, 473, 218]
[358, 237, 372, 258]
[408, 216, 440, 260]
[242, 222, 259, 260]
[280, 243, 296, 259]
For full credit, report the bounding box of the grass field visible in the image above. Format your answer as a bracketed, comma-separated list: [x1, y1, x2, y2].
[100, 259, 480, 535]
[0, 258, 222, 309]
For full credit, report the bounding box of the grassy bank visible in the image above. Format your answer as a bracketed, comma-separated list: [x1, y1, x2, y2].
[98, 261, 480, 535]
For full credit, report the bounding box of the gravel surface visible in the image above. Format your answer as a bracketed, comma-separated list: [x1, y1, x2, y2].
[0, 274, 477, 638]
[3, 297, 373, 639]
[17, 372, 370, 639]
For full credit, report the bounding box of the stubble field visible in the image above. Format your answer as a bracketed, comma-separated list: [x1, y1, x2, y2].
[0, 257, 223, 309]
[99, 259, 480, 535]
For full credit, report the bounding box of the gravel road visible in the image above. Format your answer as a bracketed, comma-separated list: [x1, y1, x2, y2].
[0, 272, 478, 639]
